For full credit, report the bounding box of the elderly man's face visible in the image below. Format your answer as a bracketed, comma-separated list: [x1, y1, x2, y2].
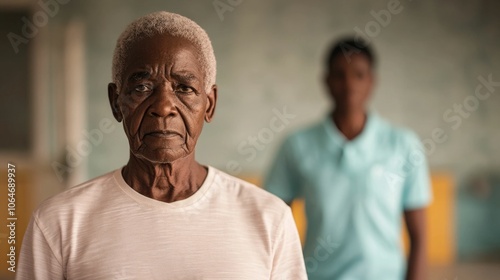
[108, 34, 217, 163]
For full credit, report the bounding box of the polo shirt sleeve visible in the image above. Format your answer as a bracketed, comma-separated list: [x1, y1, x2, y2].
[401, 132, 433, 210]
[264, 136, 301, 203]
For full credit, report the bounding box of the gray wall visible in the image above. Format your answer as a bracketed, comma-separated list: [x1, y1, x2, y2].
[63, 0, 500, 180]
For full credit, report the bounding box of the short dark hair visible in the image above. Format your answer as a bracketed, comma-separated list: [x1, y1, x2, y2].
[325, 37, 376, 71]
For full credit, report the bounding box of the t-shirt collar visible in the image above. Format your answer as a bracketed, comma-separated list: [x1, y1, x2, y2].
[113, 165, 216, 211]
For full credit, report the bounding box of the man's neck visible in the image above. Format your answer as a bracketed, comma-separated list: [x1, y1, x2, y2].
[122, 153, 207, 203]
[332, 109, 367, 141]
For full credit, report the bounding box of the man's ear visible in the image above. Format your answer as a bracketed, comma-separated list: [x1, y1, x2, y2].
[204, 84, 217, 123]
[108, 83, 123, 122]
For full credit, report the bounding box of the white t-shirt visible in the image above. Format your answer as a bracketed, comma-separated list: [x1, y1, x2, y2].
[16, 166, 307, 280]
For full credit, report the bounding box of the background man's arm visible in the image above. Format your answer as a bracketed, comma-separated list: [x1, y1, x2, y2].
[404, 208, 428, 280]
[401, 131, 432, 280]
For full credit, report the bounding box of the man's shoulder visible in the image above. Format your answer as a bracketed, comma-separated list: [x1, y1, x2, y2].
[210, 167, 290, 214]
[374, 115, 422, 150]
[279, 119, 326, 152]
[33, 169, 119, 219]
[288, 119, 325, 141]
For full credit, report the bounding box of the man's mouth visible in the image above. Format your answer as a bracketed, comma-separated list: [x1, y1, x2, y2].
[144, 130, 181, 139]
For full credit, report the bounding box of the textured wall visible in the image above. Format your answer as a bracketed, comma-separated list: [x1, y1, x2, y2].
[58, 0, 500, 179]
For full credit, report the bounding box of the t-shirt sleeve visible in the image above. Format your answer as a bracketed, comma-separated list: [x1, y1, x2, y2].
[402, 132, 433, 210]
[270, 207, 307, 280]
[264, 137, 301, 203]
[16, 214, 65, 280]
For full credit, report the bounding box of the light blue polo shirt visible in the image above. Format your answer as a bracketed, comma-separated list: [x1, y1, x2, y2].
[264, 113, 432, 280]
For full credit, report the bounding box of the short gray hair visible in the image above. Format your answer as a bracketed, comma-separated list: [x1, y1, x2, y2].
[112, 11, 216, 92]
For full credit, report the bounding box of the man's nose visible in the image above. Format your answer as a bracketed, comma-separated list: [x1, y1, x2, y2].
[148, 84, 177, 118]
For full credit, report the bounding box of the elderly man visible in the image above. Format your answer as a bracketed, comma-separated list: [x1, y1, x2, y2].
[17, 11, 306, 279]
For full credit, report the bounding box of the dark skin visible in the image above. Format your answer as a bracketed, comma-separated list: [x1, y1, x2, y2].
[325, 53, 372, 140]
[108, 34, 217, 203]
[404, 209, 428, 280]
[324, 53, 428, 280]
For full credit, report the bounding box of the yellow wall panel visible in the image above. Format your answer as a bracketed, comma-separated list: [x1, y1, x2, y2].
[0, 166, 34, 278]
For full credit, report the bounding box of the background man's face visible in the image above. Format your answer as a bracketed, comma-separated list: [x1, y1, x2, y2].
[109, 34, 216, 163]
[326, 53, 374, 112]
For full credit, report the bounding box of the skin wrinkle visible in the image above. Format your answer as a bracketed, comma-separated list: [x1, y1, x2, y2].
[132, 77, 187, 155]
[126, 98, 145, 155]
[178, 104, 194, 143]
[108, 33, 217, 203]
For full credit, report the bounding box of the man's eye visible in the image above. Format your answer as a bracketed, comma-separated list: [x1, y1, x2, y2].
[134, 85, 151, 93]
[175, 85, 194, 94]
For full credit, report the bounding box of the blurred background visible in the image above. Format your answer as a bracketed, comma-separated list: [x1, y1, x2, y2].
[0, 0, 499, 279]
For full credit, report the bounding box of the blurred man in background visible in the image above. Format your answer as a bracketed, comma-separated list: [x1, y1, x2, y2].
[265, 37, 432, 280]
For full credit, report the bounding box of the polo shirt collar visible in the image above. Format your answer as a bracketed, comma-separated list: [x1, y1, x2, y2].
[321, 112, 379, 153]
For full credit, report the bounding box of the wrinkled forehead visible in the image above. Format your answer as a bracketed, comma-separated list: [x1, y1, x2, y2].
[121, 33, 205, 81]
